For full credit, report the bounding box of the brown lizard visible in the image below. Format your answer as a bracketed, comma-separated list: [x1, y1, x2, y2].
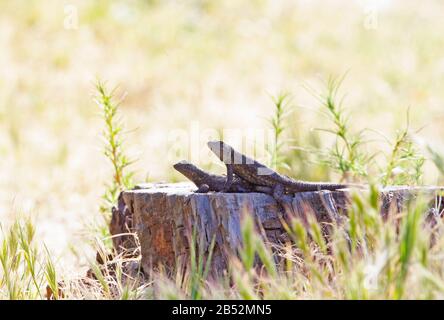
[207, 140, 360, 199]
[173, 160, 271, 193]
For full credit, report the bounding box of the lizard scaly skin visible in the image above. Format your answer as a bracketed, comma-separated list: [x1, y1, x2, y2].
[173, 160, 271, 193]
[207, 140, 359, 197]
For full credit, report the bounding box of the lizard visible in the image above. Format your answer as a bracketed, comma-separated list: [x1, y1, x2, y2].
[207, 140, 361, 200]
[173, 160, 272, 193]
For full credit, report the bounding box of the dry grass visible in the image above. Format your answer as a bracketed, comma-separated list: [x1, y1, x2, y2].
[4, 188, 444, 300]
[2, 0, 444, 298]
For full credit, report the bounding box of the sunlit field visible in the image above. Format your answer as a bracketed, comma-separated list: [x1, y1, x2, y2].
[2, 0, 444, 299]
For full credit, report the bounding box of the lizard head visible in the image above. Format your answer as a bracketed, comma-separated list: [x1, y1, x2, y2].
[173, 160, 210, 185]
[207, 140, 232, 163]
[173, 160, 196, 173]
[208, 140, 259, 167]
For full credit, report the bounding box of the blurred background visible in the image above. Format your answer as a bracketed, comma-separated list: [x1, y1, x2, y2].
[1, 0, 444, 274]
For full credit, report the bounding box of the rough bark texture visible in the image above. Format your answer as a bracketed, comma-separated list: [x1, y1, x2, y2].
[110, 183, 444, 274]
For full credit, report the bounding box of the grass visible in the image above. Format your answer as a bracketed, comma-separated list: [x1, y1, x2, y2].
[1, 171, 444, 299]
[0, 218, 58, 299]
[95, 80, 135, 219]
[2, 0, 444, 300]
[307, 75, 369, 181]
[2, 74, 443, 299]
[2, 77, 444, 299]
[267, 92, 293, 171]
[381, 114, 425, 186]
[144, 189, 444, 300]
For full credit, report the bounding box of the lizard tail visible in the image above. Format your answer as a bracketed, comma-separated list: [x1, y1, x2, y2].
[290, 181, 357, 192]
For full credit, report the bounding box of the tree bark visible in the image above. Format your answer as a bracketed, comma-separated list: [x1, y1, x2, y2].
[110, 183, 444, 274]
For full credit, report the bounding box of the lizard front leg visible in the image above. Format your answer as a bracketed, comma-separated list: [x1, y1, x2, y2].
[254, 183, 286, 205]
[271, 184, 291, 219]
[272, 184, 285, 202]
[222, 164, 234, 192]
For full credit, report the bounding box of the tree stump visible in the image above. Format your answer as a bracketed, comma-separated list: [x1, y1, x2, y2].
[110, 183, 444, 274]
